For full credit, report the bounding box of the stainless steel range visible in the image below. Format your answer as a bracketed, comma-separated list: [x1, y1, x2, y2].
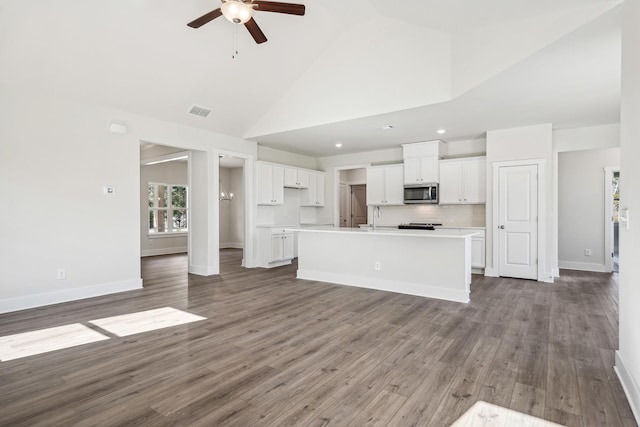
[397, 222, 443, 231]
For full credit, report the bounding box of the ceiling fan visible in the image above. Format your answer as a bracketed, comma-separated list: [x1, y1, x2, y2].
[187, 0, 306, 44]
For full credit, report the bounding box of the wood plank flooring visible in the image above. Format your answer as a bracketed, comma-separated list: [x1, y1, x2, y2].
[0, 250, 636, 426]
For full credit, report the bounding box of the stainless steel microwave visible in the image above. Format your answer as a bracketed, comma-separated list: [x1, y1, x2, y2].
[404, 184, 439, 204]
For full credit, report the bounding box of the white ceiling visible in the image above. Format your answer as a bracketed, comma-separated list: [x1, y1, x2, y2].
[0, 0, 622, 157]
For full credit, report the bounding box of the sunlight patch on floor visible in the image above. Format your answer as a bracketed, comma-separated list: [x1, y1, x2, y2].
[0, 323, 109, 361]
[89, 307, 206, 337]
[452, 401, 565, 427]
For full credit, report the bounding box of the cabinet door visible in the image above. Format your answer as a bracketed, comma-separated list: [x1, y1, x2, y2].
[283, 234, 294, 259]
[439, 161, 462, 204]
[283, 167, 298, 188]
[384, 165, 404, 205]
[272, 165, 284, 204]
[403, 158, 421, 184]
[471, 237, 485, 268]
[419, 155, 439, 183]
[271, 235, 283, 261]
[366, 167, 385, 205]
[257, 163, 274, 205]
[297, 170, 310, 189]
[462, 159, 486, 204]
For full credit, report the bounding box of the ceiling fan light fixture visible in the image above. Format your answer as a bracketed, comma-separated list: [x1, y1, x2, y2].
[221, 0, 254, 24]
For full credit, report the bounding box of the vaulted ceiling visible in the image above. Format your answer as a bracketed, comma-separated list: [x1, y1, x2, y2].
[0, 0, 622, 156]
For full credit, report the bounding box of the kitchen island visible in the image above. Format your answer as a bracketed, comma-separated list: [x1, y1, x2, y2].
[287, 226, 480, 303]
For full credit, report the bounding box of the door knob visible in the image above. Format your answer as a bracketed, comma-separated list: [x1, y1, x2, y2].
[499, 225, 505, 229]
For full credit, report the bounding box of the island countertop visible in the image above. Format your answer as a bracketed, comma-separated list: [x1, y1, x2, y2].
[286, 225, 481, 239]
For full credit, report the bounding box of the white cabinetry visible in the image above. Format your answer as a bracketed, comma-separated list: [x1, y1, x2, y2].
[366, 164, 404, 205]
[284, 167, 309, 189]
[471, 236, 486, 269]
[257, 226, 295, 267]
[257, 162, 284, 205]
[439, 157, 486, 204]
[301, 171, 325, 206]
[402, 140, 444, 184]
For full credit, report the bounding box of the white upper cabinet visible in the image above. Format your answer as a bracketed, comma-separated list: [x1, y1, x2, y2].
[438, 157, 486, 204]
[301, 171, 325, 206]
[257, 162, 284, 205]
[284, 167, 309, 189]
[402, 140, 444, 184]
[366, 164, 404, 205]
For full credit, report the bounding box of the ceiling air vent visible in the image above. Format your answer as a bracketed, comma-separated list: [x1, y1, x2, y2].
[188, 105, 211, 118]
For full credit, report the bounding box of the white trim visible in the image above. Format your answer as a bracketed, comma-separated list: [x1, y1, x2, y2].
[141, 247, 187, 257]
[604, 166, 620, 273]
[188, 264, 218, 276]
[491, 159, 547, 282]
[297, 269, 470, 304]
[148, 232, 188, 239]
[615, 351, 640, 424]
[141, 151, 191, 166]
[220, 242, 243, 249]
[558, 261, 609, 273]
[552, 267, 560, 278]
[0, 279, 143, 314]
[333, 164, 371, 227]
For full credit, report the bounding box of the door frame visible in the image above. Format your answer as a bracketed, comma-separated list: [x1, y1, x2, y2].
[604, 166, 620, 272]
[491, 159, 547, 281]
[333, 164, 370, 227]
[214, 148, 255, 268]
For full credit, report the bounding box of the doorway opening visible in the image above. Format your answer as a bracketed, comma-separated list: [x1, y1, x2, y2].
[140, 142, 191, 262]
[605, 167, 620, 273]
[219, 154, 245, 271]
[336, 167, 368, 228]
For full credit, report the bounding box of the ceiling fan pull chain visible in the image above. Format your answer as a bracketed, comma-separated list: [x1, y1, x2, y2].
[232, 24, 239, 59]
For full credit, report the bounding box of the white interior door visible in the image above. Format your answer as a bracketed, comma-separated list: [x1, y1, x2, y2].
[351, 185, 368, 227]
[498, 164, 538, 279]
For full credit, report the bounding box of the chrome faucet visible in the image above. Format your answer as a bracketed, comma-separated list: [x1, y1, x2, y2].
[371, 206, 381, 230]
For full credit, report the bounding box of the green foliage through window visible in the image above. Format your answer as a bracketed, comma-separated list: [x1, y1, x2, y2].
[148, 183, 188, 233]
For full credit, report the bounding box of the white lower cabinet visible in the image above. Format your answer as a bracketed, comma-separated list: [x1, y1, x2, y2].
[471, 236, 486, 268]
[257, 227, 295, 267]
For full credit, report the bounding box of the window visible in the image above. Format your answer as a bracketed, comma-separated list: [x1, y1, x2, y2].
[148, 183, 188, 234]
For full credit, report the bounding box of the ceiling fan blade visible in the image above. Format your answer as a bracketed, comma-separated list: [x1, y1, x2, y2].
[245, 18, 268, 44]
[253, 1, 305, 16]
[187, 9, 223, 28]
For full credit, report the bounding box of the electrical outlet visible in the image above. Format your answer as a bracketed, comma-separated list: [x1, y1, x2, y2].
[57, 268, 66, 280]
[374, 261, 381, 271]
[584, 249, 592, 256]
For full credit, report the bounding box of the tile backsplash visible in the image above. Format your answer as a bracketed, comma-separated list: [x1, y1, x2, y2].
[370, 204, 486, 227]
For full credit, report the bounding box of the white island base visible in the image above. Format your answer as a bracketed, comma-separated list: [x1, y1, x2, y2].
[293, 227, 478, 304]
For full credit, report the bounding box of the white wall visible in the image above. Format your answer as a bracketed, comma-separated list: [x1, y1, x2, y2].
[257, 146, 319, 170]
[140, 160, 189, 257]
[617, 0, 640, 421]
[485, 123, 554, 280]
[558, 148, 620, 271]
[0, 88, 257, 313]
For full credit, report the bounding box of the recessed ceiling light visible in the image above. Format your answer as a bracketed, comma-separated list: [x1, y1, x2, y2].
[381, 125, 394, 130]
[335, 143, 343, 148]
[437, 129, 446, 135]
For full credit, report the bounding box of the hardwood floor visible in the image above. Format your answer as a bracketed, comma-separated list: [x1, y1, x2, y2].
[0, 250, 636, 426]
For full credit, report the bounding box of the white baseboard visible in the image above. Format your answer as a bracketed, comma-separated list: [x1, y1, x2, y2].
[615, 351, 640, 424]
[188, 264, 218, 276]
[220, 242, 243, 249]
[551, 267, 560, 278]
[558, 260, 609, 272]
[141, 246, 187, 257]
[0, 278, 143, 314]
[297, 269, 469, 304]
